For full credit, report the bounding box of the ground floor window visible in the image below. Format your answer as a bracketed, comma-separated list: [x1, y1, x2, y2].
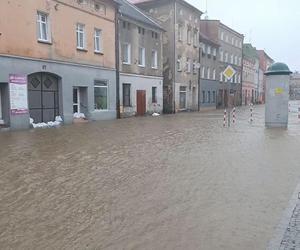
[123, 83, 131, 107]
[179, 86, 187, 109]
[213, 91, 216, 103]
[202, 91, 205, 103]
[208, 91, 211, 103]
[152, 87, 157, 103]
[73, 87, 80, 113]
[94, 80, 108, 110]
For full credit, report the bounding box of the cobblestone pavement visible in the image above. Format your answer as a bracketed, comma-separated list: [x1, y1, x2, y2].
[1, 104, 300, 250]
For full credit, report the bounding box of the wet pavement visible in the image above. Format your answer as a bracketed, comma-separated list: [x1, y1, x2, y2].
[1, 104, 300, 249]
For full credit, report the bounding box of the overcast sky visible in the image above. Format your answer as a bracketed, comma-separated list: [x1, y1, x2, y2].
[186, 0, 300, 71]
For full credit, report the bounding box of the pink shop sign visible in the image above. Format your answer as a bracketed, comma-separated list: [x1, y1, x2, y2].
[9, 74, 29, 115]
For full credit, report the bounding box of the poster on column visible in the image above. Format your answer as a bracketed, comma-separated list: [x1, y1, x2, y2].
[9, 74, 29, 115]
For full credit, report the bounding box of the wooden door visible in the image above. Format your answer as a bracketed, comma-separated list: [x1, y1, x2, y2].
[136, 90, 146, 116]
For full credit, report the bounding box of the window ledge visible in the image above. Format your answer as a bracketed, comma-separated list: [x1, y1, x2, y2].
[94, 51, 104, 55]
[123, 62, 131, 65]
[38, 40, 52, 45]
[77, 48, 88, 52]
[94, 109, 109, 112]
[151, 67, 158, 70]
[138, 65, 145, 68]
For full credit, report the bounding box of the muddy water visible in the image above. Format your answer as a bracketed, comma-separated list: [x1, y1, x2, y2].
[1, 105, 300, 250]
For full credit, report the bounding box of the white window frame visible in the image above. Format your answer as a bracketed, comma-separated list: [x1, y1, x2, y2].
[213, 48, 217, 57]
[151, 50, 158, 69]
[94, 81, 109, 111]
[187, 28, 192, 45]
[193, 30, 198, 47]
[94, 28, 102, 53]
[138, 47, 146, 67]
[207, 67, 210, 79]
[213, 69, 216, 80]
[225, 52, 228, 63]
[177, 56, 182, 71]
[221, 31, 224, 40]
[76, 23, 86, 49]
[186, 58, 191, 73]
[234, 55, 238, 65]
[230, 54, 234, 64]
[207, 45, 211, 55]
[178, 24, 183, 41]
[201, 67, 205, 78]
[37, 11, 51, 42]
[220, 50, 223, 61]
[122, 43, 131, 64]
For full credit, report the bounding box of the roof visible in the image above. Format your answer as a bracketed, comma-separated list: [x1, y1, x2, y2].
[200, 19, 244, 38]
[257, 50, 274, 62]
[115, 0, 164, 30]
[265, 62, 292, 76]
[199, 32, 220, 47]
[130, 0, 203, 15]
[243, 43, 259, 60]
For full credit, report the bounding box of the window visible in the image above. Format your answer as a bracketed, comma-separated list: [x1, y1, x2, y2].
[235, 39, 238, 47]
[207, 67, 210, 79]
[202, 43, 206, 55]
[177, 56, 182, 71]
[208, 91, 211, 103]
[151, 50, 158, 69]
[122, 43, 131, 64]
[94, 28, 102, 53]
[230, 54, 234, 64]
[202, 91, 205, 103]
[220, 72, 223, 82]
[187, 28, 192, 44]
[138, 27, 145, 35]
[239, 57, 242, 66]
[221, 31, 224, 40]
[225, 52, 228, 62]
[212, 91, 216, 103]
[234, 55, 238, 65]
[232, 37, 234, 45]
[37, 11, 50, 42]
[193, 60, 197, 74]
[186, 58, 191, 73]
[178, 24, 183, 41]
[123, 84, 131, 107]
[201, 67, 205, 78]
[94, 81, 108, 110]
[138, 47, 146, 67]
[213, 48, 217, 57]
[76, 23, 85, 49]
[193, 30, 198, 47]
[207, 46, 211, 55]
[152, 31, 158, 39]
[239, 41, 242, 48]
[226, 35, 229, 43]
[152, 87, 157, 103]
[213, 69, 216, 80]
[220, 50, 224, 61]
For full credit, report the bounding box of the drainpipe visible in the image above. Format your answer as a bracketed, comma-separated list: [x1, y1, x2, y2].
[115, 6, 121, 119]
[173, 0, 177, 114]
[198, 38, 201, 112]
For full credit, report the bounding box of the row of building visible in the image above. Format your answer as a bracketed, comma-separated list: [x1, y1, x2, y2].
[0, 0, 275, 130]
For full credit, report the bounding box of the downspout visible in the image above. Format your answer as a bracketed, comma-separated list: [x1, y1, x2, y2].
[173, 0, 177, 113]
[115, 6, 121, 119]
[198, 27, 201, 111]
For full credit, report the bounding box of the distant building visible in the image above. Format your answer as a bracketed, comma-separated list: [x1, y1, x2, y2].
[116, 0, 164, 117]
[132, 0, 203, 113]
[200, 20, 244, 108]
[290, 73, 300, 100]
[242, 43, 259, 105]
[0, 0, 118, 130]
[199, 32, 220, 110]
[257, 50, 274, 103]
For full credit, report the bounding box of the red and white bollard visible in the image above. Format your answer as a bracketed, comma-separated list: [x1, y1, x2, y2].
[250, 104, 254, 123]
[232, 107, 236, 124]
[223, 109, 227, 127]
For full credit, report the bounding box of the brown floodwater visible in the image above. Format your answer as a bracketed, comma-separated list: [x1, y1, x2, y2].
[1, 104, 300, 250]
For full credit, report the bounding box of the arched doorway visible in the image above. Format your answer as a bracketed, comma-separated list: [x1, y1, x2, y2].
[28, 72, 59, 123]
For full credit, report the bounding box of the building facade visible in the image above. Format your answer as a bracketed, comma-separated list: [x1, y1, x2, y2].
[290, 73, 300, 100]
[132, 0, 203, 113]
[117, 0, 164, 117]
[0, 0, 117, 130]
[257, 50, 274, 103]
[199, 32, 220, 110]
[242, 43, 259, 105]
[200, 20, 244, 108]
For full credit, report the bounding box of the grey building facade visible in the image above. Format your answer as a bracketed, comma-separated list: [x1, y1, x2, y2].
[200, 20, 244, 108]
[116, 0, 164, 117]
[290, 73, 300, 100]
[199, 32, 220, 110]
[133, 0, 203, 113]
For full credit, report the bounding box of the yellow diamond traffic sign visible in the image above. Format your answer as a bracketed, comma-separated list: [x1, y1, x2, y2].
[223, 65, 236, 80]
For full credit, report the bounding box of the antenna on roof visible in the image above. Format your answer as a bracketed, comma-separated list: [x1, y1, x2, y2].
[204, 0, 209, 19]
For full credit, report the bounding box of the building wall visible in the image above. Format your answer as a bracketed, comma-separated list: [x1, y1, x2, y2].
[290, 73, 300, 100]
[0, 56, 116, 129]
[120, 73, 163, 116]
[0, 0, 116, 68]
[119, 17, 163, 77]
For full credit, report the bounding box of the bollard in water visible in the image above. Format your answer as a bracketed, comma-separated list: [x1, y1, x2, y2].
[232, 107, 236, 124]
[250, 104, 254, 123]
[223, 109, 227, 127]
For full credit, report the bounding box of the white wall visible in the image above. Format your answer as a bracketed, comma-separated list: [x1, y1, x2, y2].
[120, 73, 163, 116]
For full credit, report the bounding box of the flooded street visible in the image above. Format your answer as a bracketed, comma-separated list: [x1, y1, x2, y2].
[1, 104, 300, 250]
